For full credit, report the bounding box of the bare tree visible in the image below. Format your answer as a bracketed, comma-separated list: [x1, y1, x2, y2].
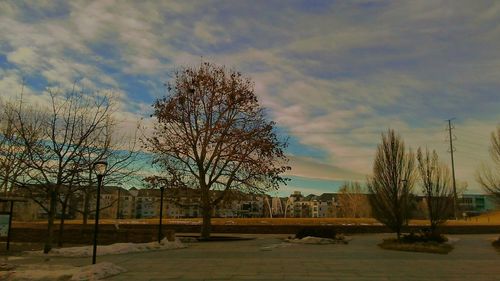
[69, 117, 143, 225]
[144, 62, 290, 238]
[477, 127, 500, 203]
[13, 89, 111, 253]
[417, 148, 453, 234]
[368, 129, 416, 239]
[0, 99, 29, 197]
[337, 181, 371, 218]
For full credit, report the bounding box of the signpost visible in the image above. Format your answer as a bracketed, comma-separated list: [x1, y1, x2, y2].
[0, 197, 26, 251]
[0, 201, 14, 250]
[0, 213, 10, 237]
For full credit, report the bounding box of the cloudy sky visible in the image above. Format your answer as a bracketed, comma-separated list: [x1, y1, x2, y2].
[1, 0, 499, 195]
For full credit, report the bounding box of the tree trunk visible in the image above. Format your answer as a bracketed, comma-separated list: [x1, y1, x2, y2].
[44, 189, 57, 253]
[83, 191, 89, 225]
[2, 170, 9, 196]
[57, 200, 68, 247]
[201, 205, 212, 239]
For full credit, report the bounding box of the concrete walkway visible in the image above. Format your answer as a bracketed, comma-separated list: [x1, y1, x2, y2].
[5, 234, 500, 280]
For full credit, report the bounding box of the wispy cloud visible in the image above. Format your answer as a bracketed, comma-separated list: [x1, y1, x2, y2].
[0, 0, 499, 193]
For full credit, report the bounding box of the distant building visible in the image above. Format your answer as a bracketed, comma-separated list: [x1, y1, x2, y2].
[10, 183, 498, 221]
[459, 194, 498, 215]
[282, 191, 338, 218]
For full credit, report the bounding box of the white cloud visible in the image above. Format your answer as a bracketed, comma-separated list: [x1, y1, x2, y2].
[0, 1, 499, 193]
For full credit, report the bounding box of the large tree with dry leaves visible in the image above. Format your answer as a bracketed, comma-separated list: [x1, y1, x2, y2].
[145, 62, 290, 238]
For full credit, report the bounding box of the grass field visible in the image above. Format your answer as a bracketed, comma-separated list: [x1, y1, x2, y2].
[13, 211, 500, 226]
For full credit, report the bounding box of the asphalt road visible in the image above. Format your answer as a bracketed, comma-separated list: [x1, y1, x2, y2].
[3, 233, 500, 281]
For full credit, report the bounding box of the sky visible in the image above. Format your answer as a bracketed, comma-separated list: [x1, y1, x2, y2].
[0, 0, 499, 196]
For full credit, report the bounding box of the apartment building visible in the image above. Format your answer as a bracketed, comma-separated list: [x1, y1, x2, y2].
[6, 184, 497, 221]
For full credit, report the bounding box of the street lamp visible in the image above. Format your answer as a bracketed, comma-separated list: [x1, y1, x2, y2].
[152, 177, 167, 244]
[92, 160, 107, 265]
[158, 183, 165, 243]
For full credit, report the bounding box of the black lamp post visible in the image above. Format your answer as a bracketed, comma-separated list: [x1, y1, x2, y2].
[92, 160, 107, 265]
[158, 185, 165, 243]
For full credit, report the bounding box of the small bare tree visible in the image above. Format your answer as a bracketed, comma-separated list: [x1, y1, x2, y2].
[145, 62, 290, 238]
[477, 127, 500, 203]
[337, 181, 371, 218]
[368, 129, 416, 239]
[0, 99, 29, 197]
[69, 117, 143, 225]
[417, 148, 453, 234]
[13, 89, 111, 253]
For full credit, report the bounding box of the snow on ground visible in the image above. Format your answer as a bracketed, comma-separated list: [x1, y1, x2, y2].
[71, 262, 126, 281]
[286, 236, 350, 244]
[1, 262, 126, 281]
[0, 264, 77, 281]
[259, 243, 293, 251]
[26, 238, 185, 257]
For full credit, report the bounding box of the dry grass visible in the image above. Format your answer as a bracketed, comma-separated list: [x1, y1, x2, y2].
[13, 217, 382, 226]
[378, 238, 453, 254]
[11, 211, 500, 226]
[462, 211, 500, 224]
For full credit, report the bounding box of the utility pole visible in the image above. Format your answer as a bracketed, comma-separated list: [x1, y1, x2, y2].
[447, 119, 458, 219]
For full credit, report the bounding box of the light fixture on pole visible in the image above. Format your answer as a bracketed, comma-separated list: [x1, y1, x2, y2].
[92, 160, 107, 265]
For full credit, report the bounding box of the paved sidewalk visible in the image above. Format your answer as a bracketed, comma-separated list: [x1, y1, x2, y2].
[4, 234, 500, 280]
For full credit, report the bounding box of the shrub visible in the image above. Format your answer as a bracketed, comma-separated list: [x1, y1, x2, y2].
[492, 237, 500, 249]
[295, 227, 337, 239]
[379, 238, 453, 254]
[401, 229, 448, 244]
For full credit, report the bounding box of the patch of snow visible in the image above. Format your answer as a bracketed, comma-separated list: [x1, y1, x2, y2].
[71, 262, 126, 281]
[3, 256, 25, 261]
[1, 262, 126, 281]
[286, 236, 349, 245]
[26, 238, 185, 257]
[446, 237, 460, 244]
[259, 243, 292, 251]
[1, 264, 77, 281]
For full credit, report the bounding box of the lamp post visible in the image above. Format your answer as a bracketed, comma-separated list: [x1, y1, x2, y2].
[116, 185, 122, 220]
[92, 160, 107, 265]
[158, 184, 165, 243]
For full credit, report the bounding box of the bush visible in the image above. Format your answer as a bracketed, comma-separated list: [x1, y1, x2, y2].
[379, 238, 453, 254]
[295, 227, 337, 239]
[492, 237, 500, 249]
[401, 229, 448, 244]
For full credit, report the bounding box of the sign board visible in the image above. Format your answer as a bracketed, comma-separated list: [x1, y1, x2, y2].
[0, 213, 10, 237]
